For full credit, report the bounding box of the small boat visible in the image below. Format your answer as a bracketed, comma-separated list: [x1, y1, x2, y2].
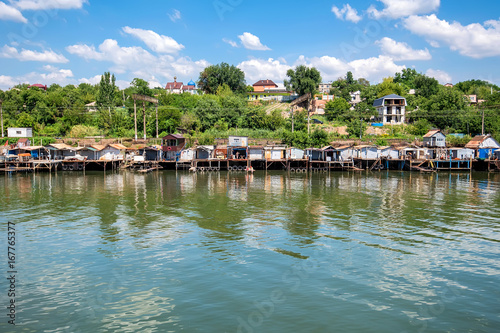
[246, 166, 254, 173]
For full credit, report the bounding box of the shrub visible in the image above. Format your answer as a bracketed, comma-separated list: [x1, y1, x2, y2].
[69, 125, 101, 138]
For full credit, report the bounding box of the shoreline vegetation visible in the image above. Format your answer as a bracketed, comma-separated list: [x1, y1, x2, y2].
[0, 66, 498, 148]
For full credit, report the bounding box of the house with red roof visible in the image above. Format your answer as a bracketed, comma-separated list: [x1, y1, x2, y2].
[165, 77, 198, 94]
[252, 79, 278, 92]
[28, 84, 47, 91]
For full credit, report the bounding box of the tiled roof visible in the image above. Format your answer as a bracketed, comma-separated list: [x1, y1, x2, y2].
[253, 79, 278, 87]
[165, 82, 183, 89]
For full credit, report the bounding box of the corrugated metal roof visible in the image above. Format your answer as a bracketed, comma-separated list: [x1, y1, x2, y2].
[22, 146, 44, 151]
[465, 135, 488, 149]
[48, 143, 74, 150]
[423, 129, 443, 138]
[107, 143, 127, 150]
[90, 144, 106, 151]
[163, 134, 184, 140]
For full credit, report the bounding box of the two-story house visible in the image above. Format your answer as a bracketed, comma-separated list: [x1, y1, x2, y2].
[373, 94, 406, 125]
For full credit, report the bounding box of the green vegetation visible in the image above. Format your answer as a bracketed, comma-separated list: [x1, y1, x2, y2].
[0, 66, 499, 147]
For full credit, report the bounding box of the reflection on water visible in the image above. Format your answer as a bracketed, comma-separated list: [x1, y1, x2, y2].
[1, 171, 499, 332]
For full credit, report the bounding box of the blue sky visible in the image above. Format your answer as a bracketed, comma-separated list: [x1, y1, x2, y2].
[1, 0, 500, 90]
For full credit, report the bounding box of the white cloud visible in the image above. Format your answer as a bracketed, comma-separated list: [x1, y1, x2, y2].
[294, 55, 405, 83]
[425, 68, 451, 84]
[0, 75, 17, 89]
[223, 38, 239, 48]
[0, 65, 75, 89]
[332, 4, 362, 23]
[67, 39, 208, 83]
[375, 37, 431, 61]
[237, 58, 291, 83]
[404, 15, 500, 58]
[238, 55, 404, 84]
[78, 75, 101, 85]
[122, 26, 184, 54]
[168, 9, 181, 22]
[0, 2, 27, 23]
[40, 65, 73, 80]
[67, 39, 157, 67]
[10, 0, 88, 10]
[368, 0, 440, 19]
[1, 45, 69, 63]
[238, 32, 271, 51]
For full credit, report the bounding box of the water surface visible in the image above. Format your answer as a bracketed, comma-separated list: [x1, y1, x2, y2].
[1, 171, 499, 332]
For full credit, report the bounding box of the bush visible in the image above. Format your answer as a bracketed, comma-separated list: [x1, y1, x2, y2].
[69, 125, 101, 138]
[408, 119, 433, 136]
[446, 134, 471, 147]
[375, 138, 389, 146]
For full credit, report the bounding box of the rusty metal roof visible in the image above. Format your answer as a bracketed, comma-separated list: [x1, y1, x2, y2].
[465, 135, 488, 149]
[423, 129, 443, 138]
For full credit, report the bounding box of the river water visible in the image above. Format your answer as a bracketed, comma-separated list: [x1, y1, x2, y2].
[1, 171, 499, 332]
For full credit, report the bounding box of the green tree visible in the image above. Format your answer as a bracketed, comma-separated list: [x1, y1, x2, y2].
[377, 77, 406, 97]
[284, 65, 322, 97]
[310, 128, 330, 147]
[17, 112, 35, 127]
[198, 63, 246, 94]
[394, 68, 420, 89]
[424, 87, 468, 131]
[408, 119, 433, 135]
[97, 72, 116, 108]
[414, 75, 440, 99]
[324, 98, 350, 121]
[131, 78, 152, 96]
[195, 95, 221, 130]
[346, 119, 367, 138]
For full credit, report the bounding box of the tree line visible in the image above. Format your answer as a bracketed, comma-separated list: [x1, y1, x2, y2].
[0, 64, 499, 145]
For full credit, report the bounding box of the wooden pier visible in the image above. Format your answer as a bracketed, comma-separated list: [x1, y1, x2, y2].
[354, 157, 474, 172]
[0, 159, 123, 173]
[487, 159, 500, 172]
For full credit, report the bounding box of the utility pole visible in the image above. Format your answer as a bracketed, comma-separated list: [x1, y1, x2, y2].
[134, 99, 138, 140]
[143, 101, 146, 140]
[359, 119, 362, 140]
[0, 99, 3, 138]
[481, 107, 485, 136]
[155, 103, 158, 139]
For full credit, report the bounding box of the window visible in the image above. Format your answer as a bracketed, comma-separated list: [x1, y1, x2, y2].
[16, 131, 21, 135]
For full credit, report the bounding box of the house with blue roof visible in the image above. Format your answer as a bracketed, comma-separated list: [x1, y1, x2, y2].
[373, 94, 406, 125]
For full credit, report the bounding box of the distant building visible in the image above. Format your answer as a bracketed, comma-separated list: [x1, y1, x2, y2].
[17, 138, 30, 148]
[252, 79, 278, 92]
[318, 82, 332, 94]
[349, 90, 362, 107]
[165, 77, 198, 94]
[465, 135, 500, 159]
[28, 84, 47, 91]
[312, 94, 334, 114]
[228, 136, 248, 147]
[8, 127, 33, 138]
[465, 95, 477, 105]
[423, 129, 446, 148]
[181, 80, 197, 94]
[444, 83, 454, 88]
[373, 94, 406, 125]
